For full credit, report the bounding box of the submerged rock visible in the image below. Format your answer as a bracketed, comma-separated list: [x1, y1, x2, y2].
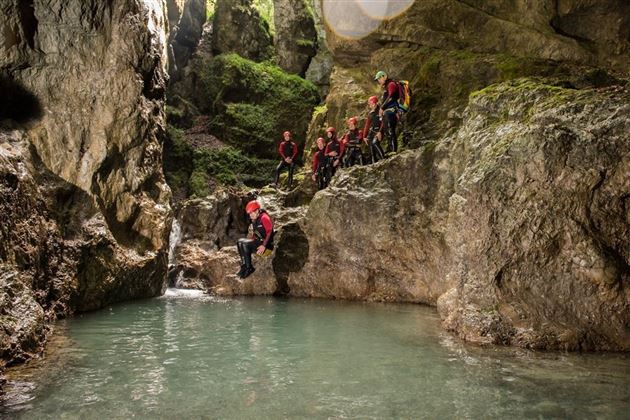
[291, 80, 630, 351]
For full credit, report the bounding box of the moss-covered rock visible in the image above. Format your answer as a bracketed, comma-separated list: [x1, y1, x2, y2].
[191, 53, 320, 159]
[163, 124, 277, 199]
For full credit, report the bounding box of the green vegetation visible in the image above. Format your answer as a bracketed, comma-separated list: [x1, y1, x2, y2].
[253, 0, 275, 35]
[193, 53, 319, 159]
[163, 125, 277, 198]
[206, 0, 216, 21]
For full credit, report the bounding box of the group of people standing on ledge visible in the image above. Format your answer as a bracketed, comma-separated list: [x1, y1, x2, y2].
[274, 70, 410, 190]
[236, 71, 409, 279]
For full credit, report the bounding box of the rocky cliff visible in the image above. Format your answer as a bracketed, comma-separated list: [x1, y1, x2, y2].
[1, 0, 172, 378]
[290, 80, 630, 351]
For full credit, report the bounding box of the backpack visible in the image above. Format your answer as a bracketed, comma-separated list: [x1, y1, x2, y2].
[397, 80, 411, 113]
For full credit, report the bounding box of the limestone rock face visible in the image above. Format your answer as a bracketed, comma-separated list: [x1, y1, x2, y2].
[273, 0, 317, 76]
[324, 0, 630, 72]
[212, 0, 273, 62]
[166, 0, 206, 81]
[0, 0, 172, 375]
[290, 80, 630, 351]
[304, 0, 333, 97]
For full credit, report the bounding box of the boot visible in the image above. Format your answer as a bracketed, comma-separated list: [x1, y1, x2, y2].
[241, 265, 256, 279]
[236, 264, 247, 277]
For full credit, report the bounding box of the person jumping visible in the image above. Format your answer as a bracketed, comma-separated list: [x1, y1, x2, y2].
[274, 131, 298, 189]
[236, 200, 274, 279]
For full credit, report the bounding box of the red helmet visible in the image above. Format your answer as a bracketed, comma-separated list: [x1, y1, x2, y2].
[283, 131, 291, 138]
[245, 200, 260, 214]
[347, 116, 358, 126]
[368, 95, 379, 105]
[326, 127, 336, 135]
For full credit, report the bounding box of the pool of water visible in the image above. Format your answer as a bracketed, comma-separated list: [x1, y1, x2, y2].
[2, 289, 629, 418]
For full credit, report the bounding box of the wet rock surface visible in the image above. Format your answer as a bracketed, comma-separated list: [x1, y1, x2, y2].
[290, 80, 630, 351]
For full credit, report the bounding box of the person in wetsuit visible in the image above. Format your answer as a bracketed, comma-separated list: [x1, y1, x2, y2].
[341, 116, 365, 167]
[274, 131, 298, 189]
[311, 136, 327, 190]
[363, 95, 385, 164]
[374, 70, 400, 154]
[323, 127, 344, 185]
[236, 200, 274, 279]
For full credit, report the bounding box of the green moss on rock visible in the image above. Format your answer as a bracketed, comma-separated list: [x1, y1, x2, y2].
[192, 53, 320, 159]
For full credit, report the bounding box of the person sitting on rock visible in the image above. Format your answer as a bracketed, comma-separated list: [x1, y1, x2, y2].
[341, 116, 366, 167]
[236, 200, 274, 279]
[311, 136, 327, 190]
[274, 131, 298, 189]
[363, 95, 385, 164]
[324, 127, 344, 182]
[374, 70, 400, 154]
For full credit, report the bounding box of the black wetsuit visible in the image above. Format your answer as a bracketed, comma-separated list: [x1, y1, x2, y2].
[324, 138, 343, 184]
[236, 210, 274, 277]
[342, 129, 364, 167]
[275, 140, 297, 189]
[363, 109, 385, 163]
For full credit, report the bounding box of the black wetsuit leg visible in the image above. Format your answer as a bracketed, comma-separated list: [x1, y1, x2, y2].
[383, 109, 398, 153]
[370, 135, 385, 163]
[274, 161, 289, 186]
[287, 163, 295, 188]
[237, 238, 260, 270]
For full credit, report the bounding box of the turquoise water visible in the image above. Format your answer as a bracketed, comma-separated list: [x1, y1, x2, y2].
[2, 289, 629, 419]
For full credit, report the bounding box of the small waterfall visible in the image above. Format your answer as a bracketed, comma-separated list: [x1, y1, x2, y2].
[168, 218, 182, 267]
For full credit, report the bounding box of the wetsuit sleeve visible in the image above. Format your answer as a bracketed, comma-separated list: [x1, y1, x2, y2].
[362, 117, 370, 139]
[387, 81, 398, 96]
[339, 140, 346, 157]
[291, 141, 298, 159]
[312, 152, 319, 173]
[279, 142, 287, 159]
[260, 213, 273, 247]
[324, 143, 330, 156]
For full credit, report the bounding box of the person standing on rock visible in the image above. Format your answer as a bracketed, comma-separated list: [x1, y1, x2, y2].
[274, 131, 298, 190]
[236, 200, 274, 279]
[374, 70, 400, 154]
[324, 127, 344, 184]
[363, 95, 386, 164]
[341, 116, 366, 167]
[312, 136, 327, 190]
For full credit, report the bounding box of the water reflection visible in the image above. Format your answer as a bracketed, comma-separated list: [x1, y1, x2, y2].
[1, 295, 629, 418]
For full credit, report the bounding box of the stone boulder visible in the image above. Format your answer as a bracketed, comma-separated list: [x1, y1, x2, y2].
[212, 0, 273, 62]
[166, 0, 206, 82]
[273, 0, 318, 76]
[0, 0, 172, 379]
[290, 79, 630, 351]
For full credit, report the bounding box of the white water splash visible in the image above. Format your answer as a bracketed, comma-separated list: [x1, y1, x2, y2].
[167, 218, 182, 266]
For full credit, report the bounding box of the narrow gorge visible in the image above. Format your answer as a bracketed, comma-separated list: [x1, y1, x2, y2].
[1, 0, 629, 414]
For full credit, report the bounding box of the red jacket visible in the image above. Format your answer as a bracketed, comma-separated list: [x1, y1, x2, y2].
[363, 109, 383, 139]
[278, 140, 298, 160]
